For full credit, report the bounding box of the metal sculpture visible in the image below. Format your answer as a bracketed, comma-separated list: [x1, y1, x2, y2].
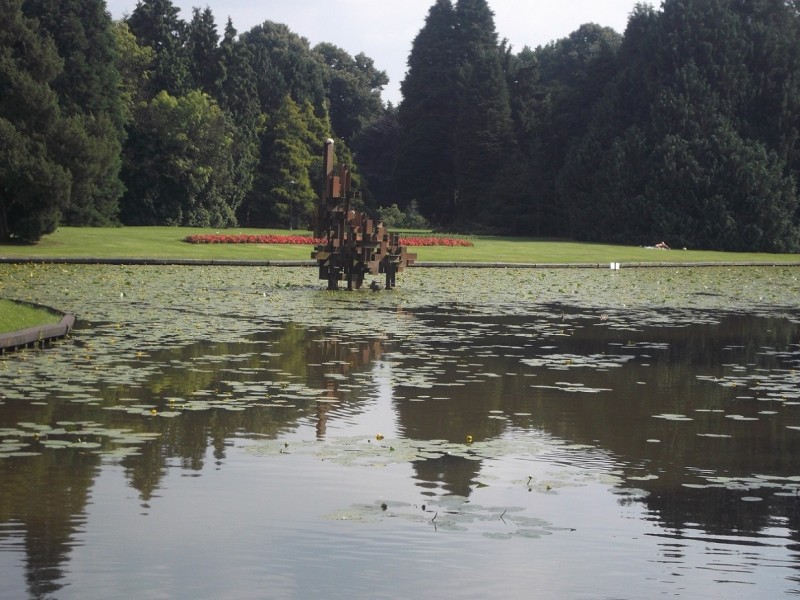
[312, 139, 415, 290]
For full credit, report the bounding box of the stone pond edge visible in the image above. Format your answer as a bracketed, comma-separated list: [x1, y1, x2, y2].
[0, 301, 76, 353]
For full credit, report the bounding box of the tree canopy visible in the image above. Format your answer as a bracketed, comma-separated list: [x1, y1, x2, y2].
[3, 0, 800, 252]
[1, 0, 71, 242]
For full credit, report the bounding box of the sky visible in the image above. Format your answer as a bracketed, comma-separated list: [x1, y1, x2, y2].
[106, 0, 642, 105]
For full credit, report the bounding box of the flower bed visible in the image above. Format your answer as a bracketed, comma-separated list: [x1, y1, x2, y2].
[183, 234, 473, 247]
[184, 234, 319, 245]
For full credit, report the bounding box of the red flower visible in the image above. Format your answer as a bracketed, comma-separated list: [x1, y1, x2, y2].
[183, 234, 474, 247]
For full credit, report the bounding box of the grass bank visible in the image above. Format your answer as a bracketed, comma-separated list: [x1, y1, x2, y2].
[0, 299, 62, 334]
[2, 226, 800, 265]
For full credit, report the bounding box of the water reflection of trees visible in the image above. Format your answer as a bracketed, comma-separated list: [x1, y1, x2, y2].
[0, 324, 389, 598]
[4, 309, 800, 597]
[115, 325, 389, 496]
[412, 453, 479, 498]
[0, 442, 96, 598]
[393, 310, 800, 546]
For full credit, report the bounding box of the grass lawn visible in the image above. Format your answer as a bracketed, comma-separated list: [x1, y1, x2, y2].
[2, 226, 800, 264]
[0, 299, 62, 334]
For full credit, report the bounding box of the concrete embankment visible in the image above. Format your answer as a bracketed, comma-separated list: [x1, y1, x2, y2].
[0, 307, 75, 353]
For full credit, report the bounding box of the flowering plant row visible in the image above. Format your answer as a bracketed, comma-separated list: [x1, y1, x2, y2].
[184, 234, 319, 245]
[183, 234, 474, 247]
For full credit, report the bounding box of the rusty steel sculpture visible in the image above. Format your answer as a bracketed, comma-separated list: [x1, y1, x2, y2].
[312, 139, 416, 291]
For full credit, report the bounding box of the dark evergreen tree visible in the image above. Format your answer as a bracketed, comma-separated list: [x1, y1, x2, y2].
[0, 0, 70, 241]
[218, 18, 259, 120]
[186, 6, 222, 95]
[396, 0, 516, 230]
[505, 45, 539, 157]
[522, 23, 622, 235]
[395, 0, 459, 224]
[23, 0, 125, 226]
[239, 21, 327, 117]
[352, 105, 401, 208]
[451, 0, 514, 228]
[217, 18, 260, 224]
[501, 45, 543, 233]
[560, 0, 800, 251]
[127, 0, 189, 96]
[736, 0, 800, 180]
[452, 0, 499, 62]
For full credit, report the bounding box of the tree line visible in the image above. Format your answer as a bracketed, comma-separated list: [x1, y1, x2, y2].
[2, 0, 800, 252]
[1, 0, 385, 242]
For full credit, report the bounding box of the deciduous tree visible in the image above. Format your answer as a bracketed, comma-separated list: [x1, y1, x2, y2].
[121, 90, 239, 227]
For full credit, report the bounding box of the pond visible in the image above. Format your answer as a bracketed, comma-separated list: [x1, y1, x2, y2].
[1, 263, 800, 599]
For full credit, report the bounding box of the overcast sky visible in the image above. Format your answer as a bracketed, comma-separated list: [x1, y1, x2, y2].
[106, 0, 643, 105]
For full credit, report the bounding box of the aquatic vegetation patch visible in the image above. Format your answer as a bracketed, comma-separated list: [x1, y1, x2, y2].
[0, 420, 161, 460]
[521, 353, 634, 370]
[246, 434, 624, 487]
[324, 498, 561, 539]
[681, 473, 800, 497]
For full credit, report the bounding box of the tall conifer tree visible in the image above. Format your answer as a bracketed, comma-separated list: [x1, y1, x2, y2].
[186, 6, 222, 95]
[127, 0, 189, 96]
[239, 21, 327, 117]
[23, 0, 125, 225]
[451, 0, 514, 226]
[560, 0, 800, 251]
[395, 0, 458, 224]
[397, 0, 514, 228]
[0, 0, 71, 241]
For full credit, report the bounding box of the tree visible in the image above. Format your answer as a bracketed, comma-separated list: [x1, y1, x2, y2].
[450, 0, 515, 228]
[519, 24, 622, 235]
[23, 0, 125, 226]
[120, 90, 239, 226]
[216, 18, 261, 215]
[0, 0, 71, 242]
[126, 0, 189, 96]
[240, 96, 329, 228]
[736, 0, 800, 180]
[560, 0, 800, 251]
[239, 21, 327, 117]
[314, 42, 388, 141]
[395, 0, 459, 225]
[217, 18, 259, 120]
[395, 0, 516, 230]
[186, 6, 222, 95]
[111, 20, 154, 121]
[351, 105, 401, 208]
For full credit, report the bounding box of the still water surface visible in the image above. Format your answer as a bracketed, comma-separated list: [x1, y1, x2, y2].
[1, 265, 800, 598]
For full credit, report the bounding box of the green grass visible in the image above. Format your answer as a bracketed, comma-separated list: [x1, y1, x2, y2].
[0, 299, 61, 334]
[1, 226, 800, 264]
